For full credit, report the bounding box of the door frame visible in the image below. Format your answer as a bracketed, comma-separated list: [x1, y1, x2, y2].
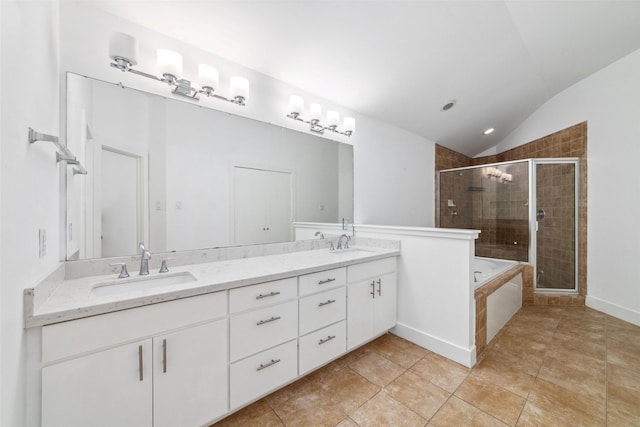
[530, 158, 580, 293]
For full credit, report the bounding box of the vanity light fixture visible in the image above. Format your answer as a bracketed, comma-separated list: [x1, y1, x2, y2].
[109, 32, 249, 106]
[287, 96, 355, 137]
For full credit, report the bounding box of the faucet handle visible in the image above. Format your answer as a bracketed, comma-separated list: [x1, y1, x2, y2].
[110, 263, 130, 279]
[160, 257, 176, 273]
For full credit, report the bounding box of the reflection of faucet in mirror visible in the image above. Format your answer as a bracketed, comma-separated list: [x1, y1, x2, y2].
[139, 243, 151, 276]
[337, 234, 351, 250]
[315, 231, 324, 239]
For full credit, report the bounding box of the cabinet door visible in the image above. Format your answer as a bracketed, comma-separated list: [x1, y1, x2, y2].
[154, 319, 228, 427]
[42, 340, 152, 427]
[347, 279, 375, 350]
[374, 272, 397, 335]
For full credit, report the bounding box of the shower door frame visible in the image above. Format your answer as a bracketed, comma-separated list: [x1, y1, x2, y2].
[530, 158, 580, 293]
[437, 158, 580, 293]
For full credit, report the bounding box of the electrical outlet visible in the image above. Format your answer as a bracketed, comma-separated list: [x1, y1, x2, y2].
[39, 228, 47, 258]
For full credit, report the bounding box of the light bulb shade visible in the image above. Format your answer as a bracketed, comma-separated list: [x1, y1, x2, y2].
[343, 117, 356, 133]
[327, 110, 340, 127]
[230, 76, 250, 100]
[289, 95, 304, 115]
[310, 103, 322, 121]
[157, 49, 182, 78]
[199, 64, 219, 90]
[109, 32, 138, 66]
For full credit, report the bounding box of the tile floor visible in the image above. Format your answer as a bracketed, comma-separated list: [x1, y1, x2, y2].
[212, 306, 640, 426]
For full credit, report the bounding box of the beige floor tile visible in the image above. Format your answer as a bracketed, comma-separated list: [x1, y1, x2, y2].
[348, 351, 405, 387]
[264, 377, 313, 408]
[537, 348, 606, 402]
[455, 375, 526, 425]
[270, 381, 345, 427]
[608, 362, 640, 393]
[429, 396, 508, 426]
[314, 367, 379, 414]
[518, 379, 605, 426]
[551, 329, 606, 358]
[351, 392, 426, 427]
[607, 383, 640, 426]
[334, 417, 360, 427]
[385, 370, 450, 420]
[503, 323, 555, 344]
[211, 400, 283, 427]
[472, 355, 536, 398]
[489, 342, 545, 377]
[334, 344, 371, 367]
[305, 360, 344, 384]
[607, 338, 640, 372]
[410, 352, 470, 393]
[608, 327, 640, 353]
[606, 315, 640, 331]
[368, 333, 428, 368]
[556, 318, 606, 336]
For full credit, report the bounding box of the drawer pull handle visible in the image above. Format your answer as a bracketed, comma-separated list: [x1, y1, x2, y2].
[318, 299, 336, 307]
[256, 291, 281, 300]
[257, 358, 281, 371]
[257, 316, 281, 326]
[319, 335, 336, 345]
[162, 339, 167, 373]
[318, 278, 336, 285]
[138, 345, 143, 381]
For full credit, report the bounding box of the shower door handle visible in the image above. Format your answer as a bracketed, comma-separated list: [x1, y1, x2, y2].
[536, 209, 545, 220]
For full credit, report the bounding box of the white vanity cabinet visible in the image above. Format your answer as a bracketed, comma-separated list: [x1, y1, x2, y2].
[229, 277, 299, 409]
[41, 292, 228, 427]
[347, 258, 398, 350]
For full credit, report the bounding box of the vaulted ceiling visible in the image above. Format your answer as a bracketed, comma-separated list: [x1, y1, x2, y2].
[86, 1, 640, 156]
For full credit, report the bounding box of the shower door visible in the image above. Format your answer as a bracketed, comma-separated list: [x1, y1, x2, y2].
[533, 160, 579, 291]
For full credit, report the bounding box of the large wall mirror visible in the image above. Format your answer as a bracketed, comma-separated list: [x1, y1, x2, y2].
[65, 72, 354, 260]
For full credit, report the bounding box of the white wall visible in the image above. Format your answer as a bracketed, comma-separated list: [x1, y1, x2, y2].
[492, 48, 640, 325]
[59, 3, 436, 231]
[1, 2, 61, 426]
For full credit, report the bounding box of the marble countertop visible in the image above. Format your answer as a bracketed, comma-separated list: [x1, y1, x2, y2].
[25, 245, 399, 328]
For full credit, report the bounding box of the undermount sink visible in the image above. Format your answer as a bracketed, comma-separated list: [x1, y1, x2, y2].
[91, 272, 197, 297]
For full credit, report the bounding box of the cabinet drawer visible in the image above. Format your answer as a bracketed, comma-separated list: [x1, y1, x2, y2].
[347, 257, 397, 283]
[299, 267, 346, 296]
[230, 339, 298, 410]
[42, 291, 227, 364]
[230, 300, 298, 361]
[299, 321, 346, 375]
[299, 287, 346, 336]
[229, 277, 297, 314]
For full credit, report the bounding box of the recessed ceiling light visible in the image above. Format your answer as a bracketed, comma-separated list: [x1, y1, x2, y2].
[441, 100, 456, 111]
[483, 127, 495, 135]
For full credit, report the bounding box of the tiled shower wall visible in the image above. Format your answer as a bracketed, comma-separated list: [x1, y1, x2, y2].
[435, 122, 588, 304]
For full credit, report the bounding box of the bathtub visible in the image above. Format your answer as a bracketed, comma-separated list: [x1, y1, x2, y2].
[473, 257, 518, 289]
[473, 256, 523, 350]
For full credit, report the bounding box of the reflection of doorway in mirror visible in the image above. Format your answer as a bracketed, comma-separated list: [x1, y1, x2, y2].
[99, 147, 147, 257]
[233, 167, 293, 246]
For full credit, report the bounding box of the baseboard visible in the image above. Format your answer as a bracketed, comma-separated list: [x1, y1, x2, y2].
[586, 295, 640, 327]
[392, 322, 476, 368]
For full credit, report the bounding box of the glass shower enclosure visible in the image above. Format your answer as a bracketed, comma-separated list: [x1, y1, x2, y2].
[438, 159, 579, 292]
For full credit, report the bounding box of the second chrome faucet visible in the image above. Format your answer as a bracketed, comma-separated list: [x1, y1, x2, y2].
[139, 243, 151, 275]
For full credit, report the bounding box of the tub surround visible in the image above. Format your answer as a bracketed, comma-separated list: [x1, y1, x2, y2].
[24, 237, 399, 328]
[474, 263, 533, 360]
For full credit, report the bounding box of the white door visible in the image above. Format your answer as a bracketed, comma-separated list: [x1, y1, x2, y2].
[101, 148, 141, 257]
[234, 167, 292, 245]
[153, 319, 228, 427]
[42, 340, 152, 427]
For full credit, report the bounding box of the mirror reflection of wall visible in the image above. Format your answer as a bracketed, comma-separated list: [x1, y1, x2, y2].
[66, 73, 354, 260]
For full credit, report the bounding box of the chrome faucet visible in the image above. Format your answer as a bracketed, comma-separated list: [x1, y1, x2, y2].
[336, 233, 351, 250]
[315, 231, 325, 239]
[473, 270, 482, 283]
[139, 243, 151, 276]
